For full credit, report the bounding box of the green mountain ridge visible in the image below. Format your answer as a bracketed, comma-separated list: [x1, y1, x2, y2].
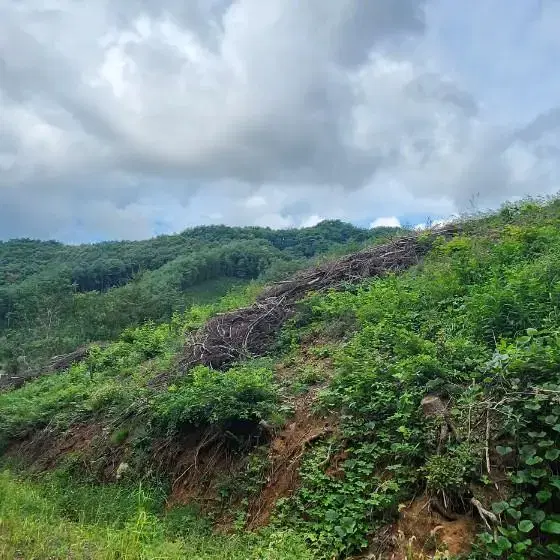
[0, 221, 398, 371]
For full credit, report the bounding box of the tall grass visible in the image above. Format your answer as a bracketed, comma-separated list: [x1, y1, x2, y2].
[0, 470, 311, 560]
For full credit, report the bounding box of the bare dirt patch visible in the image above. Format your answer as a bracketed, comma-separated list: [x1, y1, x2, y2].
[391, 497, 477, 559]
[4, 422, 105, 470]
[246, 396, 335, 529]
[162, 421, 267, 511]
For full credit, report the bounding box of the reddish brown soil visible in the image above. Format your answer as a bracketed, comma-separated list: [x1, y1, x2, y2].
[5, 423, 103, 468]
[246, 400, 334, 528]
[164, 388, 335, 529]
[390, 497, 477, 559]
[4, 422, 129, 479]
[164, 347, 336, 532]
[164, 430, 242, 511]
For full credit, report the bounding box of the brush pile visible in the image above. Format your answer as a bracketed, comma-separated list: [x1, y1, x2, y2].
[0, 343, 104, 391]
[180, 225, 459, 371]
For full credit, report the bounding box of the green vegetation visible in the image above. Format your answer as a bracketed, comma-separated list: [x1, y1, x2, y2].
[0, 470, 312, 559]
[1, 199, 560, 559]
[154, 360, 279, 432]
[271, 200, 560, 558]
[0, 221, 397, 370]
[0, 284, 261, 450]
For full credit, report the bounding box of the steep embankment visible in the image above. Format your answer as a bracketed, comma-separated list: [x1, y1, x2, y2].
[1, 200, 560, 559]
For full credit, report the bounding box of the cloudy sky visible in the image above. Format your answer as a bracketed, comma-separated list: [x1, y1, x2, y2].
[1, 0, 559, 242]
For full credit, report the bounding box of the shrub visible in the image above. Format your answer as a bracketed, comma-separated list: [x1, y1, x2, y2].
[278, 216, 560, 558]
[152, 360, 278, 431]
[424, 442, 481, 495]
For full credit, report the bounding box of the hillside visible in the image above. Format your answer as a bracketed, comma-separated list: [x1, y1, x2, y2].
[1, 200, 560, 559]
[0, 221, 398, 379]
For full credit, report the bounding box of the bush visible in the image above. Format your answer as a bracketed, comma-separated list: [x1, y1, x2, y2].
[152, 360, 278, 431]
[424, 442, 481, 495]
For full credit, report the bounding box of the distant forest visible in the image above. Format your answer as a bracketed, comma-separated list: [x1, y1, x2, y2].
[0, 221, 399, 371]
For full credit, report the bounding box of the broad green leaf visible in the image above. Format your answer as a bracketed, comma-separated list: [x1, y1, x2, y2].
[541, 520, 560, 535]
[509, 497, 525, 507]
[525, 456, 543, 465]
[518, 520, 534, 533]
[538, 489, 553, 503]
[524, 402, 541, 411]
[486, 543, 502, 557]
[495, 536, 512, 551]
[530, 510, 546, 523]
[529, 468, 548, 478]
[506, 508, 521, 520]
[492, 501, 509, 514]
[510, 472, 528, 484]
[528, 431, 546, 438]
[496, 445, 513, 456]
[520, 445, 537, 457]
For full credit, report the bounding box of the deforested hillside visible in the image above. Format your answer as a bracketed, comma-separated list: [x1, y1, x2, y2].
[1, 199, 560, 559]
[0, 221, 398, 377]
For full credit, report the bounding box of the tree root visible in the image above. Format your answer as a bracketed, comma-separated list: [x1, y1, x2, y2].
[470, 497, 498, 530]
[430, 497, 460, 521]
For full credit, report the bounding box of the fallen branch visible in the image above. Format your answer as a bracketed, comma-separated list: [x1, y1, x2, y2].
[471, 497, 498, 530]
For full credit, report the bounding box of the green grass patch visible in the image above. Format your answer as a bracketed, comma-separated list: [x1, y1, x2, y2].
[0, 469, 312, 560]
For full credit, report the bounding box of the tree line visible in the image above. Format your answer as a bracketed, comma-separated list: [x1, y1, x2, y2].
[0, 221, 399, 371]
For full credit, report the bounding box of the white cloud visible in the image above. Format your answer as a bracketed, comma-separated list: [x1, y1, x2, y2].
[301, 215, 325, 228]
[414, 216, 457, 231]
[244, 195, 267, 209]
[0, 0, 559, 241]
[370, 216, 402, 228]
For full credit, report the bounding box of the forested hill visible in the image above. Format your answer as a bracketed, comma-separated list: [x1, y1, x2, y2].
[0, 220, 399, 372]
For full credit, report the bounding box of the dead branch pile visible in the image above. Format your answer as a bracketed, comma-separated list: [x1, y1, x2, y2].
[47, 344, 105, 372]
[180, 225, 459, 372]
[181, 295, 293, 369]
[0, 343, 105, 392]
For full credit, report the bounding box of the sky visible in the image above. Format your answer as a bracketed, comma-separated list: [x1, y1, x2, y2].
[1, 0, 560, 242]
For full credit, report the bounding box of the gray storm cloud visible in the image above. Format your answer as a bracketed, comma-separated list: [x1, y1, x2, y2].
[0, 0, 559, 241]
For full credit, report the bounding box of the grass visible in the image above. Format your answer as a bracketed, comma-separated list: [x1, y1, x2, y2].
[0, 469, 312, 560]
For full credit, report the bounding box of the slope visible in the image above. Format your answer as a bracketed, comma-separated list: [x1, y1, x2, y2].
[0, 221, 399, 374]
[1, 199, 560, 559]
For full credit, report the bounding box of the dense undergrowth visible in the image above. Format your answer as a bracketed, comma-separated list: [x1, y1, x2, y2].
[0, 282, 268, 449]
[272, 200, 560, 558]
[1, 199, 560, 559]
